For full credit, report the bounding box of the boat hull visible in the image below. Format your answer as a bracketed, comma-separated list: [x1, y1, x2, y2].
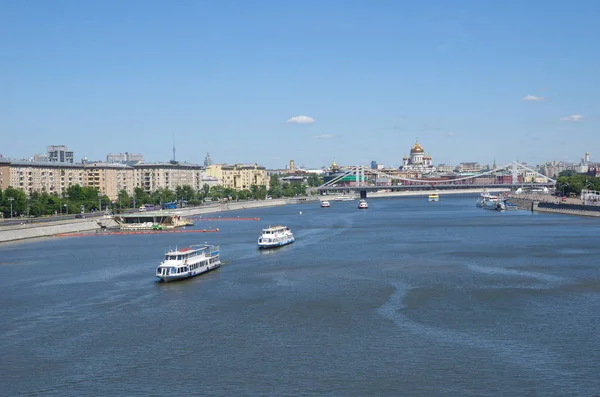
[157, 262, 221, 282]
[258, 237, 295, 249]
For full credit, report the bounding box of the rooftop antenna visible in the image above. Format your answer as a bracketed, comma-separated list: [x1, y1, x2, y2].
[173, 134, 176, 163]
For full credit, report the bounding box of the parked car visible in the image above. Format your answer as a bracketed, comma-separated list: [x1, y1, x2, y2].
[75, 214, 85, 219]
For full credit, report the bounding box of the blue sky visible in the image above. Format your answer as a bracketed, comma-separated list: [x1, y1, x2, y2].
[1, 0, 598, 168]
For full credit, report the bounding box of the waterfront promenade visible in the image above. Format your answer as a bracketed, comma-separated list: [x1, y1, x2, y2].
[509, 193, 600, 217]
[0, 199, 289, 243]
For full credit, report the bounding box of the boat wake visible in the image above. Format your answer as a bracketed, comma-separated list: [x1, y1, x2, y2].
[377, 281, 572, 380]
[466, 264, 567, 284]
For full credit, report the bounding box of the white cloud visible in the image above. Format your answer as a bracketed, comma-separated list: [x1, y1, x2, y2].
[522, 94, 545, 101]
[560, 114, 584, 122]
[313, 134, 335, 139]
[285, 115, 315, 124]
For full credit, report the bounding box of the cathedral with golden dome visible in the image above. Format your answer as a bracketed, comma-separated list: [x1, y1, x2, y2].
[400, 140, 435, 172]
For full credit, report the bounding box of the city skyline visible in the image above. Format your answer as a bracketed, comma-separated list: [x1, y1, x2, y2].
[1, 1, 598, 168]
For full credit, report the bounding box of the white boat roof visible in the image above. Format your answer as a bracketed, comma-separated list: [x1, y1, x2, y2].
[262, 225, 289, 232]
[165, 244, 215, 254]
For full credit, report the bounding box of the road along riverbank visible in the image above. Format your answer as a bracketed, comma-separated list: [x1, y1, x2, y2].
[0, 199, 289, 244]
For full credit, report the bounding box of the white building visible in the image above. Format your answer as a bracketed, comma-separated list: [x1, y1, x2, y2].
[400, 141, 436, 173]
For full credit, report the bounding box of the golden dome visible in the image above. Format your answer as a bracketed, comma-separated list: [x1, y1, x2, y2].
[410, 141, 424, 154]
[331, 161, 338, 168]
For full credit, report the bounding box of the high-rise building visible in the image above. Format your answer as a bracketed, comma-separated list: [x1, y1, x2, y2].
[371, 161, 378, 169]
[47, 145, 74, 164]
[204, 152, 213, 167]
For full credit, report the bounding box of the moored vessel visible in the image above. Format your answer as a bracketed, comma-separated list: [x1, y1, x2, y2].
[114, 212, 193, 230]
[321, 200, 331, 208]
[258, 225, 295, 249]
[358, 199, 369, 209]
[155, 244, 221, 282]
[428, 194, 439, 202]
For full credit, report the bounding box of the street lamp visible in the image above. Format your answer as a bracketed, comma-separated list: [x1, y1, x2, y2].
[64, 194, 69, 215]
[560, 182, 569, 197]
[8, 197, 14, 218]
[98, 192, 102, 212]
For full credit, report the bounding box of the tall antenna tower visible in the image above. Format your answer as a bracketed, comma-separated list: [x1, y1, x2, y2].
[172, 134, 176, 163]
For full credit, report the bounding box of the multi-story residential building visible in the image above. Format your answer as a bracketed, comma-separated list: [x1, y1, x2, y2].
[436, 164, 455, 173]
[133, 162, 207, 193]
[0, 160, 10, 190]
[2, 160, 221, 200]
[85, 162, 135, 199]
[8, 161, 86, 195]
[47, 145, 74, 164]
[106, 152, 144, 165]
[206, 163, 269, 190]
[457, 162, 482, 173]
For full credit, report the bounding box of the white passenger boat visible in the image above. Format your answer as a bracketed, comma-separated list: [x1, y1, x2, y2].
[321, 200, 331, 208]
[258, 225, 295, 249]
[358, 199, 369, 209]
[155, 244, 221, 282]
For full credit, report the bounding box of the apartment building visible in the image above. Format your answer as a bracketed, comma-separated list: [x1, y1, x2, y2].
[0, 160, 10, 190]
[457, 162, 482, 173]
[3, 160, 222, 200]
[8, 161, 86, 195]
[106, 152, 144, 165]
[133, 162, 208, 193]
[47, 145, 74, 164]
[85, 162, 135, 199]
[206, 163, 269, 190]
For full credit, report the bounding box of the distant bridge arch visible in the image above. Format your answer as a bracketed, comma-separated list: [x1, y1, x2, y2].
[311, 162, 556, 194]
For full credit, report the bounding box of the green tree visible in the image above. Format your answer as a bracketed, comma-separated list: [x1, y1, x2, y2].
[1, 187, 27, 218]
[307, 173, 323, 187]
[134, 187, 149, 206]
[559, 170, 577, 177]
[268, 174, 284, 198]
[66, 184, 84, 201]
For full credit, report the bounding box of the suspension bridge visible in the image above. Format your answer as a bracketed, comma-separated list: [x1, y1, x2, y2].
[310, 161, 556, 197]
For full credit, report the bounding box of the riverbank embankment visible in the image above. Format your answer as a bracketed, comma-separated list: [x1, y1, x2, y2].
[508, 194, 600, 218]
[0, 199, 290, 244]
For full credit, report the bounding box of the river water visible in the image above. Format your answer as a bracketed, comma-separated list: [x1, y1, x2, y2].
[1, 195, 599, 396]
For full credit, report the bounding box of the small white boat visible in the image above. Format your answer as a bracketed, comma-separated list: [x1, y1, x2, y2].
[358, 199, 369, 209]
[428, 194, 439, 202]
[155, 244, 221, 282]
[258, 225, 295, 249]
[321, 200, 331, 208]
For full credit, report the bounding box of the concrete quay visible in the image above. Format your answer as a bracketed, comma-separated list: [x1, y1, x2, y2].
[508, 194, 600, 218]
[0, 199, 289, 244]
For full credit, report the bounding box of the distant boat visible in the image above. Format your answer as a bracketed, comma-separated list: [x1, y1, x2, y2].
[428, 194, 439, 202]
[321, 200, 331, 208]
[358, 199, 369, 209]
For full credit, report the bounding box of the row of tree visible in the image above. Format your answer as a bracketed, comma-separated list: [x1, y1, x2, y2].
[0, 174, 322, 218]
[556, 171, 600, 196]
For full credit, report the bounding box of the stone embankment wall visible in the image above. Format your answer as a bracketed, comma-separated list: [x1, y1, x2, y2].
[0, 219, 101, 244]
[508, 194, 600, 218]
[0, 199, 290, 244]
